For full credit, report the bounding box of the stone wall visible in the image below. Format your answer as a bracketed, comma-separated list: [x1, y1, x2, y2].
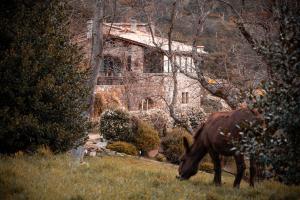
[77, 24, 230, 121]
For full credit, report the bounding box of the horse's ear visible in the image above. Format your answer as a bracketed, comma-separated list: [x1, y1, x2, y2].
[183, 137, 190, 153]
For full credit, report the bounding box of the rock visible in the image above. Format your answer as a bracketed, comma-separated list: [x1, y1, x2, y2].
[201, 94, 231, 113]
[147, 149, 159, 158]
[89, 151, 97, 157]
[70, 146, 85, 162]
[96, 141, 107, 148]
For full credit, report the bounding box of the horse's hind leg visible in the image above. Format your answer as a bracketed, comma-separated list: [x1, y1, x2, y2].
[209, 151, 222, 186]
[249, 156, 256, 187]
[233, 154, 246, 188]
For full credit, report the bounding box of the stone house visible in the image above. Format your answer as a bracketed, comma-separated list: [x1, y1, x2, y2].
[76, 20, 208, 115]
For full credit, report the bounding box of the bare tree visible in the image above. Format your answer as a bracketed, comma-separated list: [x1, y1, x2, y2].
[89, 0, 104, 117]
[132, 0, 210, 133]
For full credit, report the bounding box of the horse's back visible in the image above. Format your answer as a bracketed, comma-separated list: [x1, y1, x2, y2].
[200, 108, 257, 155]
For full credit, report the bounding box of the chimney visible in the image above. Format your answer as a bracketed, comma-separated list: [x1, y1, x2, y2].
[131, 19, 137, 32]
[87, 19, 93, 39]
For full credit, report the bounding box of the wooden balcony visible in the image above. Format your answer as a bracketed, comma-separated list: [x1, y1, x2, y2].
[97, 76, 124, 85]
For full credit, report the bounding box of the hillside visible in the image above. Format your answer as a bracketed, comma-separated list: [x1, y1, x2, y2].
[1, 154, 299, 200]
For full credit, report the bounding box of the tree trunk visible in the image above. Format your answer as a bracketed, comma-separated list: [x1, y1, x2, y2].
[88, 0, 103, 118]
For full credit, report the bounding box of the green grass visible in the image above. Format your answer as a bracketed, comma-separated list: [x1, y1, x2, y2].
[0, 154, 299, 200]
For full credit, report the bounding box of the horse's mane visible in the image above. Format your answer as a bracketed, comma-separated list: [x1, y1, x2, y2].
[193, 122, 205, 140]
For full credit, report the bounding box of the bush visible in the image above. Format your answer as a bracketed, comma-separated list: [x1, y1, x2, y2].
[173, 107, 207, 131]
[93, 90, 122, 118]
[131, 109, 170, 138]
[36, 145, 53, 157]
[100, 111, 160, 155]
[100, 109, 135, 143]
[135, 120, 160, 153]
[184, 108, 207, 130]
[199, 162, 214, 173]
[161, 128, 193, 164]
[155, 153, 167, 162]
[106, 141, 138, 156]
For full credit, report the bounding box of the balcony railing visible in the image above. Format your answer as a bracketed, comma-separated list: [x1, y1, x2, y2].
[97, 76, 124, 85]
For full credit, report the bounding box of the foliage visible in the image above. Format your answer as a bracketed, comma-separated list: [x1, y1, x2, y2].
[174, 107, 207, 132]
[161, 128, 193, 164]
[238, 6, 300, 185]
[155, 153, 167, 162]
[1, 154, 300, 200]
[185, 108, 207, 130]
[134, 120, 160, 153]
[0, 1, 89, 153]
[199, 162, 214, 173]
[100, 110, 160, 154]
[106, 141, 138, 156]
[132, 109, 170, 138]
[99, 109, 135, 143]
[93, 90, 122, 118]
[36, 145, 53, 157]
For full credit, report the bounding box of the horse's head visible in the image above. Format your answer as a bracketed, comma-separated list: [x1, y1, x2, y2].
[177, 137, 199, 180]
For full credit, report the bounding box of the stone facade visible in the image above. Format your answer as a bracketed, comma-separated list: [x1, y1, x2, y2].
[76, 21, 222, 116]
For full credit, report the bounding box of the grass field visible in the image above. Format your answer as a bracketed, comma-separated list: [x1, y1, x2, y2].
[0, 154, 299, 200]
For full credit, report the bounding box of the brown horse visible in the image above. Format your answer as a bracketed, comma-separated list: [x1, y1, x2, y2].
[177, 108, 259, 188]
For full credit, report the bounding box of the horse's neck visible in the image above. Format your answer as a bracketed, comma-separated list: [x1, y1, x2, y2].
[190, 142, 207, 164]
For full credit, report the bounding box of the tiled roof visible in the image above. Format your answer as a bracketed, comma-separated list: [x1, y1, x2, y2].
[104, 23, 207, 54]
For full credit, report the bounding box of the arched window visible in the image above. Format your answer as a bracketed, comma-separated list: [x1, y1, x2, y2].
[139, 97, 155, 111]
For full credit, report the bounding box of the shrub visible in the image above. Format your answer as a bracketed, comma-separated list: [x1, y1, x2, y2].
[93, 90, 122, 118]
[155, 153, 167, 162]
[199, 162, 214, 173]
[36, 145, 53, 157]
[100, 109, 135, 143]
[134, 120, 160, 153]
[184, 108, 207, 130]
[161, 128, 193, 164]
[106, 141, 138, 156]
[131, 109, 170, 138]
[173, 107, 207, 131]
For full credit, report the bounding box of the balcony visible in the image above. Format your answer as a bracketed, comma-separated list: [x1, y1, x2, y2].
[97, 76, 124, 85]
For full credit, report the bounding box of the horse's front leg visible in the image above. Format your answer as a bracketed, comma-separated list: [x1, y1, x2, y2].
[209, 151, 222, 186]
[233, 154, 246, 188]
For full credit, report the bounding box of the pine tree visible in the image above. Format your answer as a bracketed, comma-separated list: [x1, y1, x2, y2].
[0, 1, 89, 153]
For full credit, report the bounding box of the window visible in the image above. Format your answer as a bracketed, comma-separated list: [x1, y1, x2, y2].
[163, 56, 171, 73]
[182, 92, 189, 104]
[127, 55, 132, 71]
[185, 57, 188, 73]
[179, 56, 182, 66]
[103, 55, 122, 76]
[144, 48, 163, 73]
[140, 98, 154, 111]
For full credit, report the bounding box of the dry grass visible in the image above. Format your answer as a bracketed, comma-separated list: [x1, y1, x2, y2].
[0, 154, 299, 200]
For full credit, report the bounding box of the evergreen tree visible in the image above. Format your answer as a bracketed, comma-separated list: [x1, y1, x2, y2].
[0, 1, 89, 153]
